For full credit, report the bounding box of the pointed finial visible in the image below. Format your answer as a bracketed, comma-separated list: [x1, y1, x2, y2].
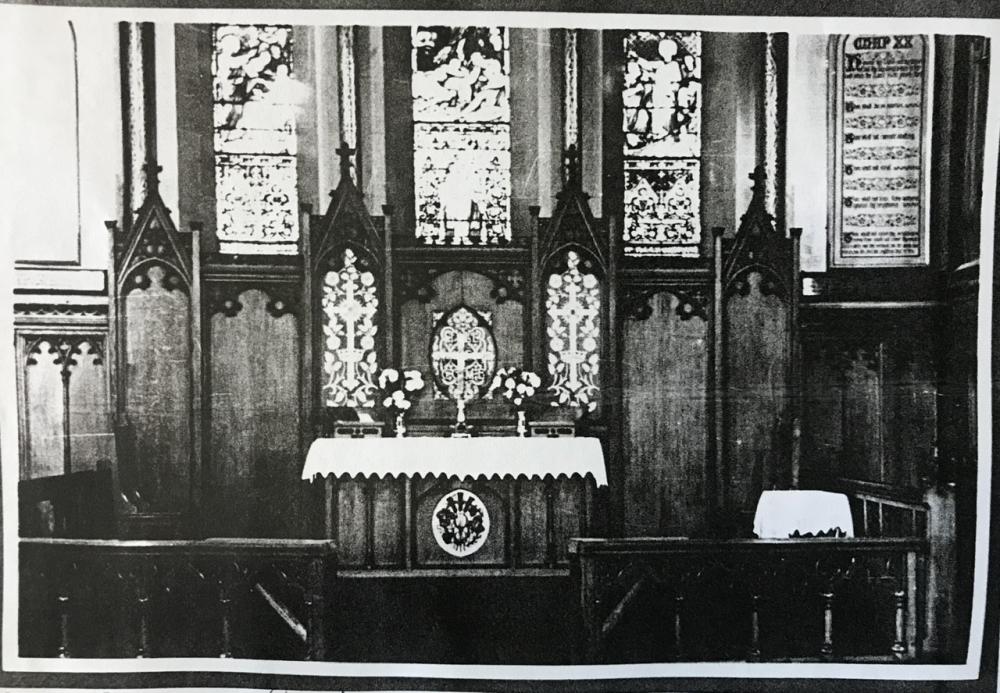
[142, 160, 162, 191]
[749, 164, 767, 198]
[563, 144, 581, 188]
[336, 141, 356, 182]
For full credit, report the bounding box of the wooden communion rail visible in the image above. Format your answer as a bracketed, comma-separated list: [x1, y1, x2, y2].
[569, 537, 926, 663]
[19, 538, 336, 660]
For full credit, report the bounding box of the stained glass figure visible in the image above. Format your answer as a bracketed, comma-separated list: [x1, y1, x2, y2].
[412, 26, 512, 246]
[212, 25, 299, 254]
[322, 249, 379, 408]
[546, 251, 600, 408]
[430, 306, 497, 404]
[622, 31, 702, 257]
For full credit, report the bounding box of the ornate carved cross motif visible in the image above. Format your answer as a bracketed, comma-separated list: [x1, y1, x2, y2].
[430, 306, 496, 405]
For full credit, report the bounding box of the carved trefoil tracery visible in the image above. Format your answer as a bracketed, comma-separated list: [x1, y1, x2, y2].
[722, 166, 791, 300]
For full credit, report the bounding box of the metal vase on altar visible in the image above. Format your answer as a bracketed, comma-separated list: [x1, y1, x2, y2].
[516, 409, 528, 437]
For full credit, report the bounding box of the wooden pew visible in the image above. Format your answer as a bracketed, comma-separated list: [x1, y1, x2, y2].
[19, 538, 336, 660]
[569, 536, 926, 664]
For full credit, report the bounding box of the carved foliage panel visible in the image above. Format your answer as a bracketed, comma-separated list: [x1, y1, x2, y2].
[546, 250, 601, 410]
[322, 249, 380, 408]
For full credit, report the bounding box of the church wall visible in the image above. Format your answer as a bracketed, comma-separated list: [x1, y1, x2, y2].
[9, 22, 984, 562]
[175, 24, 215, 252]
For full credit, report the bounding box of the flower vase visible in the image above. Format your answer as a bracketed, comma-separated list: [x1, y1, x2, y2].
[516, 409, 527, 437]
[394, 412, 406, 438]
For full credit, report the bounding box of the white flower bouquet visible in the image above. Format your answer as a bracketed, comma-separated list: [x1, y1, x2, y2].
[487, 367, 542, 408]
[377, 368, 426, 414]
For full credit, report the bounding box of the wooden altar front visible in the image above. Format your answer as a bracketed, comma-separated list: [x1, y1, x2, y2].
[303, 434, 607, 575]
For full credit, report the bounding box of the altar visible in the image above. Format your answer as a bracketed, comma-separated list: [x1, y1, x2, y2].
[302, 436, 607, 575]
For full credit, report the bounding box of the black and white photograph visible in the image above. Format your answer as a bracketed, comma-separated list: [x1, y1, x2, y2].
[0, 2, 998, 691]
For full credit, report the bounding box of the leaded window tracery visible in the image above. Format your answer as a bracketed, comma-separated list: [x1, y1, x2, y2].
[411, 26, 512, 246]
[623, 31, 702, 257]
[546, 251, 600, 408]
[212, 24, 299, 254]
[430, 306, 497, 404]
[322, 249, 379, 407]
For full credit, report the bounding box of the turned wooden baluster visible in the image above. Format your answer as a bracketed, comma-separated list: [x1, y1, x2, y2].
[820, 589, 835, 658]
[56, 568, 72, 658]
[748, 593, 761, 661]
[891, 588, 907, 659]
[672, 592, 684, 660]
[218, 562, 235, 658]
[304, 557, 326, 660]
[135, 562, 152, 658]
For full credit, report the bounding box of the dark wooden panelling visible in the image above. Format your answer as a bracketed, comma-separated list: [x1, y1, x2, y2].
[800, 310, 939, 491]
[123, 266, 192, 511]
[841, 354, 884, 483]
[372, 477, 405, 566]
[335, 478, 367, 565]
[724, 272, 790, 516]
[208, 289, 302, 537]
[800, 344, 846, 480]
[622, 291, 709, 537]
[883, 335, 937, 488]
[517, 481, 548, 566]
[552, 477, 585, 565]
[400, 270, 524, 421]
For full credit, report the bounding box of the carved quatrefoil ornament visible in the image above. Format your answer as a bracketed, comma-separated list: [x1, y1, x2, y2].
[432, 489, 490, 557]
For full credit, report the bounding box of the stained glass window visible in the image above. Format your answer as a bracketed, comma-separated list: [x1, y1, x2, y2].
[322, 249, 379, 407]
[212, 25, 299, 255]
[546, 251, 600, 409]
[623, 31, 702, 257]
[412, 26, 512, 246]
[430, 306, 497, 403]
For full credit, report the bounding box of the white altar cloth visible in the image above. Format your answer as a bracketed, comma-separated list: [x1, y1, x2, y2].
[753, 490, 855, 538]
[301, 436, 608, 487]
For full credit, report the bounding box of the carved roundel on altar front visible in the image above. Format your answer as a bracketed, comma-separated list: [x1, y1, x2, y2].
[432, 489, 490, 557]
